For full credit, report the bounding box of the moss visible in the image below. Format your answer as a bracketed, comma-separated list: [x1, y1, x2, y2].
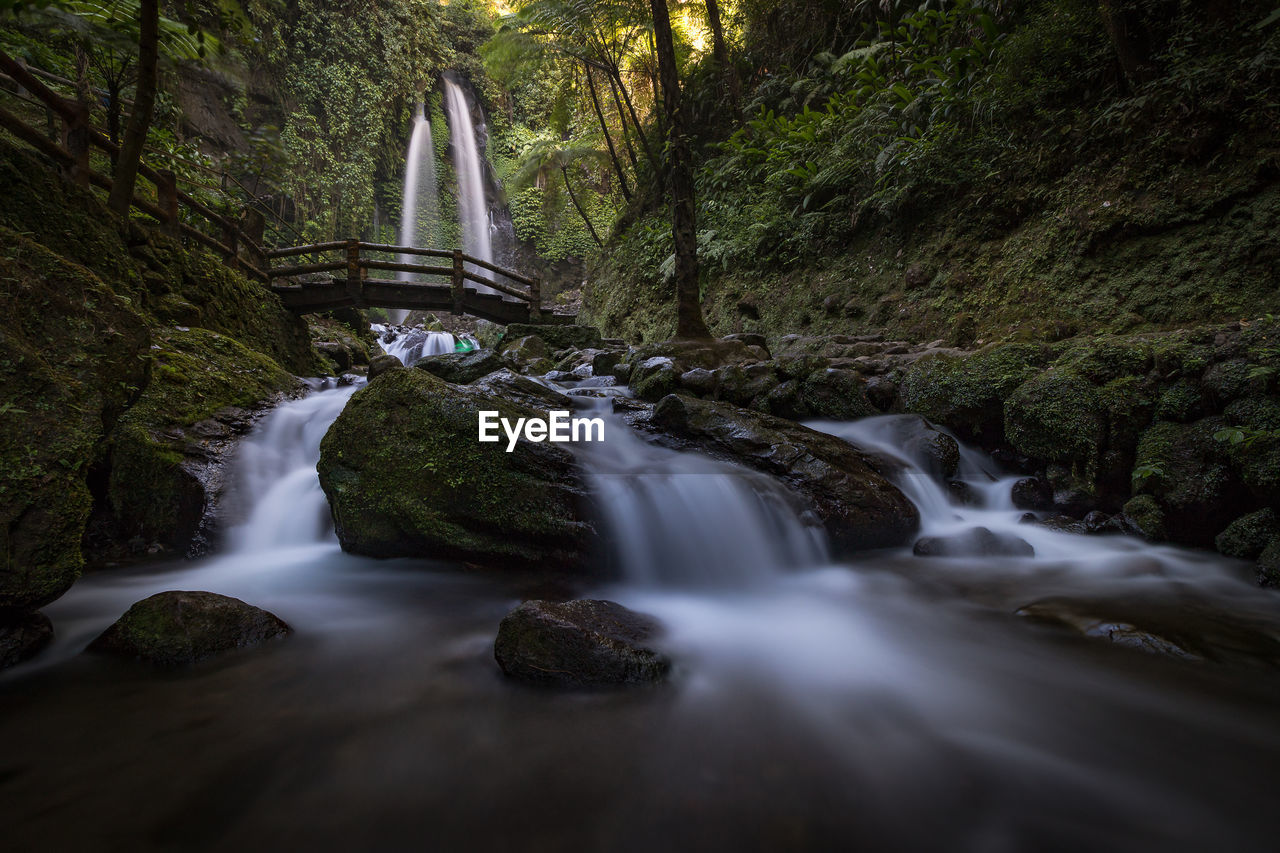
[1004, 370, 1103, 465]
[317, 368, 593, 567]
[1215, 509, 1279, 561]
[1259, 538, 1280, 588]
[1153, 381, 1207, 423]
[0, 231, 150, 609]
[1053, 338, 1153, 384]
[1122, 495, 1166, 541]
[1132, 418, 1245, 546]
[900, 343, 1046, 441]
[106, 328, 298, 544]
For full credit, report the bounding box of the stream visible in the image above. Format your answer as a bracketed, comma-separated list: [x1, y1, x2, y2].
[3, 347, 1280, 851]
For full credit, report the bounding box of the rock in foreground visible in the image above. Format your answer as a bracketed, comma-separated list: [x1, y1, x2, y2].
[88, 591, 290, 666]
[318, 367, 594, 568]
[494, 599, 670, 687]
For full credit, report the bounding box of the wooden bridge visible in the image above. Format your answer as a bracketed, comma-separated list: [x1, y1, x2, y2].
[266, 241, 572, 326]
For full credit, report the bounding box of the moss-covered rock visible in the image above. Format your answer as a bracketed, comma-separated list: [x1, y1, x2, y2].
[631, 357, 681, 401]
[317, 368, 595, 567]
[88, 591, 290, 666]
[1259, 538, 1280, 587]
[415, 348, 503, 384]
[0, 232, 151, 610]
[1132, 418, 1247, 546]
[1004, 370, 1103, 465]
[1121, 495, 1166, 541]
[900, 343, 1045, 443]
[502, 323, 601, 351]
[715, 363, 779, 407]
[799, 368, 877, 420]
[1215, 509, 1279, 561]
[493, 599, 670, 687]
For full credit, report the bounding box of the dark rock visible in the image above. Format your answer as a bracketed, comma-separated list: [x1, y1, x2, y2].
[679, 367, 717, 396]
[1083, 510, 1111, 532]
[648, 394, 918, 551]
[545, 370, 576, 382]
[0, 611, 53, 670]
[415, 348, 503, 384]
[715, 363, 779, 406]
[1011, 477, 1054, 510]
[774, 353, 828, 380]
[1121, 495, 1166, 541]
[503, 324, 601, 351]
[88, 591, 289, 666]
[1216, 509, 1279, 560]
[611, 363, 633, 384]
[470, 369, 575, 412]
[1259, 539, 1280, 587]
[1033, 515, 1088, 535]
[903, 428, 960, 480]
[800, 368, 877, 420]
[1132, 418, 1248, 547]
[865, 376, 898, 412]
[318, 368, 595, 568]
[900, 344, 1044, 444]
[722, 332, 770, 355]
[912, 527, 1035, 557]
[1004, 371, 1104, 466]
[315, 341, 352, 371]
[368, 353, 403, 380]
[947, 481, 978, 505]
[759, 379, 807, 420]
[591, 350, 623, 377]
[632, 357, 681, 401]
[494, 599, 670, 687]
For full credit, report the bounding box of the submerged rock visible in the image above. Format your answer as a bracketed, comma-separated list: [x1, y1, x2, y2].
[0, 611, 53, 670]
[647, 394, 918, 551]
[88, 591, 290, 666]
[317, 368, 594, 568]
[494, 599, 670, 687]
[1011, 477, 1054, 510]
[913, 527, 1035, 558]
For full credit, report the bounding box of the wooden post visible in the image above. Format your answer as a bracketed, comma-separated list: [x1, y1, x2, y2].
[346, 239, 362, 306]
[451, 249, 464, 316]
[221, 205, 239, 263]
[528, 276, 542, 323]
[156, 169, 179, 234]
[243, 209, 266, 271]
[63, 100, 91, 188]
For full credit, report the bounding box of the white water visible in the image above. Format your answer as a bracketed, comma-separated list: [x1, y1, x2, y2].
[391, 101, 441, 324]
[7, 380, 1280, 851]
[371, 323, 468, 367]
[442, 77, 497, 296]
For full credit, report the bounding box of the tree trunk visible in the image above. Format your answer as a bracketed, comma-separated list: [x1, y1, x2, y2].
[583, 64, 631, 202]
[607, 73, 641, 171]
[649, 0, 711, 340]
[108, 0, 159, 216]
[1097, 0, 1158, 87]
[609, 63, 658, 175]
[704, 0, 740, 115]
[561, 164, 603, 248]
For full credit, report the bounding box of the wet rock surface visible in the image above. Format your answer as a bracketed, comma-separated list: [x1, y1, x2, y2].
[494, 599, 670, 687]
[643, 394, 918, 551]
[88, 591, 290, 666]
[913, 527, 1036, 558]
[415, 348, 504, 384]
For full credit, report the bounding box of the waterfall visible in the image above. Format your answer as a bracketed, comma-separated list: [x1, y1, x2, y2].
[570, 397, 829, 588]
[442, 77, 497, 296]
[371, 324, 470, 368]
[391, 102, 440, 324]
[226, 382, 361, 552]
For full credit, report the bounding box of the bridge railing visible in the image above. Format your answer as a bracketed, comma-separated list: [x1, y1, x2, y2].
[265, 240, 542, 320]
[0, 51, 273, 281]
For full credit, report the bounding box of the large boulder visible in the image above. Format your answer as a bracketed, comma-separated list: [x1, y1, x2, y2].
[913, 527, 1035, 558]
[415, 348, 503, 384]
[800, 368, 877, 420]
[318, 368, 595, 568]
[1004, 371, 1104, 467]
[647, 395, 918, 551]
[1132, 418, 1249, 547]
[88, 591, 290, 666]
[900, 344, 1045, 444]
[0, 611, 53, 670]
[494, 599, 670, 687]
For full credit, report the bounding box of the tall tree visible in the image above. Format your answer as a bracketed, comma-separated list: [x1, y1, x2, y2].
[703, 0, 739, 114]
[648, 0, 710, 340]
[107, 0, 157, 215]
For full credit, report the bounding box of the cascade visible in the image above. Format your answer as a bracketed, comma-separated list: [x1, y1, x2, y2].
[442, 77, 498, 295]
[390, 101, 440, 323]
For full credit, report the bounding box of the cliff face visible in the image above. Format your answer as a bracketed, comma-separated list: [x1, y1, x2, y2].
[0, 140, 322, 613]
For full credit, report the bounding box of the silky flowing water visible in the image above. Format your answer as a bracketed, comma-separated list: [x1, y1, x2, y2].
[3, 370, 1280, 851]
